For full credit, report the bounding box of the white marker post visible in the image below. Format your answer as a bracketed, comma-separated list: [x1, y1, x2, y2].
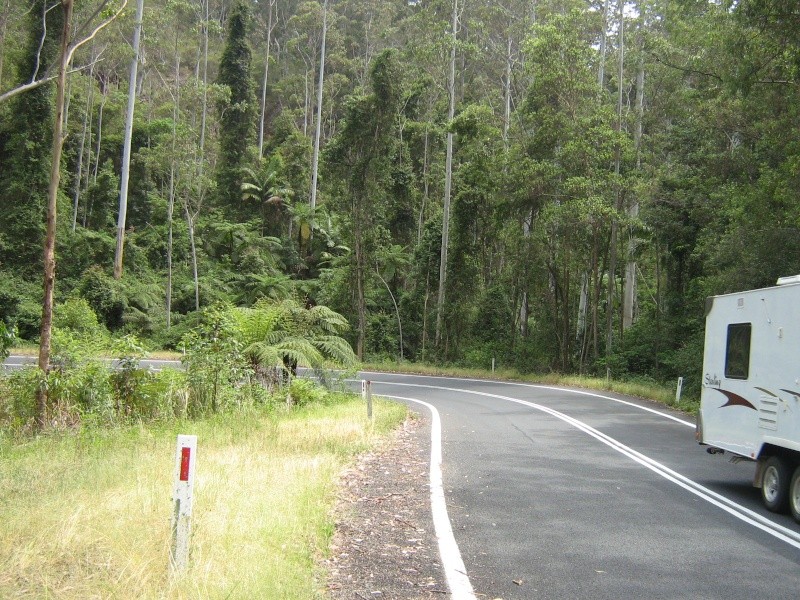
[362, 379, 373, 420]
[171, 434, 197, 572]
[676, 377, 684, 404]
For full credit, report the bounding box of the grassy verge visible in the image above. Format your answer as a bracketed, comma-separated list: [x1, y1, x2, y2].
[361, 360, 699, 415]
[0, 396, 406, 599]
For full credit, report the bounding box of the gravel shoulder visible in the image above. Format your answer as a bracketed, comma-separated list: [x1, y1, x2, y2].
[325, 413, 448, 599]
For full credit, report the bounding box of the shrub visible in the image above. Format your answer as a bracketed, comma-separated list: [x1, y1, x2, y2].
[288, 378, 327, 406]
[0, 322, 12, 361]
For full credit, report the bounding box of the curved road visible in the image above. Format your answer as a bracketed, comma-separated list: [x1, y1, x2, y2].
[361, 372, 800, 600]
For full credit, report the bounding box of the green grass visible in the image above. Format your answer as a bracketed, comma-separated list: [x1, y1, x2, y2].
[0, 397, 406, 599]
[362, 360, 699, 415]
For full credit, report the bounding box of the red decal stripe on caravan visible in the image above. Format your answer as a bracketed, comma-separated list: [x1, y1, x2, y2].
[715, 389, 756, 410]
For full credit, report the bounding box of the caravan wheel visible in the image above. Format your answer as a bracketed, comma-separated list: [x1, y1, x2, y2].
[762, 456, 790, 513]
[789, 467, 800, 523]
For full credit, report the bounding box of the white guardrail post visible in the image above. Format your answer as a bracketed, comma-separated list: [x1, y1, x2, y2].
[171, 434, 197, 573]
[362, 379, 373, 420]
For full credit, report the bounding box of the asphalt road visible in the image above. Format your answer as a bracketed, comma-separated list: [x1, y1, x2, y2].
[2, 354, 182, 371]
[360, 372, 800, 600]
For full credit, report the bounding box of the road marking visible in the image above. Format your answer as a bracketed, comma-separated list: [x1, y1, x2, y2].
[361, 371, 695, 428]
[381, 394, 476, 600]
[374, 381, 800, 552]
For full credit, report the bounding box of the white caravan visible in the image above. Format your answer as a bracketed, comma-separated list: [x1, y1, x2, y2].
[697, 275, 800, 522]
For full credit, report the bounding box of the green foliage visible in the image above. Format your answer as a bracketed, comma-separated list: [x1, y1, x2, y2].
[181, 303, 247, 414]
[1, 0, 799, 403]
[78, 267, 127, 331]
[233, 298, 357, 386]
[0, 0, 61, 275]
[0, 322, 12, 361]
[216, 0, 257, 217]
[288, 377, 327, 407]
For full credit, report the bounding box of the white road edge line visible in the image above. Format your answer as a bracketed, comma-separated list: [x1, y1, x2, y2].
[373, 381, 800, 552]
[382, 394, 477, 600]
[360, 370, 695, 428]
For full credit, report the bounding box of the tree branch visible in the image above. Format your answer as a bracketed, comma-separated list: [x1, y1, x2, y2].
[0, 61, 99, 103]
[646, 50, 723, 83]
[0, 0, 127, 104]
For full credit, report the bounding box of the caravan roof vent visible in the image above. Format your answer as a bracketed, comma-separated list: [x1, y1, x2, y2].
[776, 275, 800, 286]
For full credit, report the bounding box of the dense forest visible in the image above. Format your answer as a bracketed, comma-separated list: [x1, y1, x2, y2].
[1, 0, 798, 398]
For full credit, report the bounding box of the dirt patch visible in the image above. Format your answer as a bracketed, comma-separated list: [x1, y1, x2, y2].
[325, 415, 448, 599]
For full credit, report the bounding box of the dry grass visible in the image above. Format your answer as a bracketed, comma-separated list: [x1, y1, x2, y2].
[0, 398, 406, 599]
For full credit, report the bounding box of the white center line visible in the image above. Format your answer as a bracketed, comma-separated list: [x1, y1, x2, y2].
[375, 381, 800, 552]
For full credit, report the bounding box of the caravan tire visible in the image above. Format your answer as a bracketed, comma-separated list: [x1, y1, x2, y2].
[789, 466, 800, 523]
[762, 456, 790, 513]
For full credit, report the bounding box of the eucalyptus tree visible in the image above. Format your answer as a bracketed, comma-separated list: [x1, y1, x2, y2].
[324, 49, 406, 359]
[113, 0, 144, 280]
[518, 4, 623, 370]
[257, 0, 277, 157]
[30, 0, 128, 428]
[434, 0, 459, 349]
[446, 104, 507, 357]
[309, 0, 328, 210]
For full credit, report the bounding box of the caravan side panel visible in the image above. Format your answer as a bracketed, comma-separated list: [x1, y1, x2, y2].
[699, 284, 800, 459]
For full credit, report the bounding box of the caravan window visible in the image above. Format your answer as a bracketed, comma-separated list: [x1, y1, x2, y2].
[725, 323, 752, 380]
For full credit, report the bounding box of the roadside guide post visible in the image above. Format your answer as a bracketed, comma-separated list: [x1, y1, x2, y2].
[362, 379, 373, 420]
[676, 377, 684, 404]
[171, 434, 197, 573]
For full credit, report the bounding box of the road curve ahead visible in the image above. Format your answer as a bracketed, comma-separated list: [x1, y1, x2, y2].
[361, 372, 800, 600]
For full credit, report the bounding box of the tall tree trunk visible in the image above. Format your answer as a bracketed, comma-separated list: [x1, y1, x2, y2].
[519, 209, 532, 337]
[91, 81, 106, 185]
[598, 0, 610, 89]
[417, 127, 429, 246]
[354, 192, 366, 360]
[71, 55, 94, 231]
[623, 58, 645, 331]
[257, 0, 275, 157]
[185, 204, 200, 311]
[198, 0, 209, 173]
[167, 31, 181, 329]
[114, 0, 144, 279]
[591, 223, 601, 362]
[503, 32, 513, 146]
[36, 0, 73, 430]
[309, 0, 327, 210]
[435, 0, 458, 348]
[605, 0, 624, 360]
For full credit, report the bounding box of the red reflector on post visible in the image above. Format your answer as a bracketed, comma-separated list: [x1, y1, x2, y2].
[180, 447, 191, 481]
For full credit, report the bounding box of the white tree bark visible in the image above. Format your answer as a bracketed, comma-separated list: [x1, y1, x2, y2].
[71, 55, 95, 231]
[0, 0, 127, 104]
[598, 0, 609, 89]
[623, 58, 645, 330]
[503, 33, 512, 146]
[258, 0, 275, 157]
[606, 0, 625, 357]
[435, 0, 458, 348]
[37, 0, 74, 429]
[167, 28, 181, 329]
[310, 0, 328, 210]
[113, 0, 144, 279]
